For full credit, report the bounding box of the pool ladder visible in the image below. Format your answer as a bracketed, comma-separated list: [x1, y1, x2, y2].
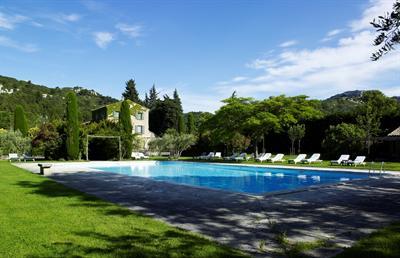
[368, 161, 385, 176]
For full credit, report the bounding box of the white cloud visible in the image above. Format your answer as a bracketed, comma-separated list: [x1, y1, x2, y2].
[0, 36, 38, 52]
[116, 23, 143, 38]
[0, 12, 27, 30]
[50, 13, 81, 24]
[321, 29, 343, 42]
[93, 32, 114, 49]
[327, 29, 342, 37]
[279, 40, 298, 48]
[216, 0, 400, 101]
[350, 0, 393, 31]
[62, 13, 81, 22]
[232, 76, 247, 82]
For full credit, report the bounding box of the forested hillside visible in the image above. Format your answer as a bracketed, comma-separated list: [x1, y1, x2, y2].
[0, 75, 117, 128]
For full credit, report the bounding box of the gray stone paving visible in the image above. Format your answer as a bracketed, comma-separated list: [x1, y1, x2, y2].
[14, 162, 400, 257]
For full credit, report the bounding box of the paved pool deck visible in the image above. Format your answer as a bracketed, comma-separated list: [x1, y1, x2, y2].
[14, 161, 400, 257]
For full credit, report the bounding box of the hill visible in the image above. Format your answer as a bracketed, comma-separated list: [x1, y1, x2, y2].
[0, 75, 117, 129]
[321, 90, 400, 115]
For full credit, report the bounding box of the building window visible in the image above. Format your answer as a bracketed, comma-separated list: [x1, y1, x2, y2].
[136, 112, 144, 120]
[135, 125, 144, 134]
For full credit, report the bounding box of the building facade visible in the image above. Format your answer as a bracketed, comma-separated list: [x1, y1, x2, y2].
[92, 100, 155, 150]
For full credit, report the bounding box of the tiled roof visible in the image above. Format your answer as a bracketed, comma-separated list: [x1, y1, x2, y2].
[388, 126, 400, 137]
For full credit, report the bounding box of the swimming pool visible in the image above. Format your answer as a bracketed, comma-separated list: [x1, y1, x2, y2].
[92, 161, 371, 195]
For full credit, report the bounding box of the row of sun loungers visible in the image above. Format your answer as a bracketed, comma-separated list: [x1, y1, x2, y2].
[196, 152, 367, 166]
[330, 154, 366, 166]
[8, 153, 41, 162]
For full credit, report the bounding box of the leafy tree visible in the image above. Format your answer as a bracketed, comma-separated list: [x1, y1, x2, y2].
[228, 132, 251, 153]
[178, 114, 186, 134]
[205, 96, 253, 153]
[31, 122, 64, 159]
[322, 123, 366, 158]
[119, 100, 133, 159]
[288, 124, 306, 154]
[13, 105, 28, 136]
[371, 0, 400, 60]
[0, 111, 11, 129]
[148, 129, 196, 159]
[0, 130, 31, 156]
[122, 79, 141, 104]
[243, 100, 280, 155]
[356, 91, 397, 154]
[66, 92, 80, 160]
[187, 113, 196, 134]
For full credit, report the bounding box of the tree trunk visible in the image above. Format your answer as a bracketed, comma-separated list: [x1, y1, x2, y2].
[291, 140, 295, 155]
[254, 138, 259, 157]
[262, 135, 266, 153]
[298, 139, 301, 154]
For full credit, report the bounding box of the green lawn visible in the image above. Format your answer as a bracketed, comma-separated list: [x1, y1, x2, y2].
[0, 161, 246, 258]
[335, 222, 400, 258]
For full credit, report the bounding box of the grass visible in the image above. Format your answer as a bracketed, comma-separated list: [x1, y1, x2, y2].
[335, 222, 400, 258]
[0, 161, 247, 258]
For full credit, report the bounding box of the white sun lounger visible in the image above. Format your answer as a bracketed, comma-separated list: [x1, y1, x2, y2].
[256, 153, 271, 162]
[8, 153, 20, 162]
[132, 152, 149, 159]
[302, 153, 322, 164]
[201, 152, 215, 160]
[330, 154, 350, 165]
[234, 153, 248, 161]
[288, 154, 307, 164]
[224, 153, 238, 160]
[347, 156, 366, 166]
[213, 152, 222, 159]
[267, 153, 285, 163]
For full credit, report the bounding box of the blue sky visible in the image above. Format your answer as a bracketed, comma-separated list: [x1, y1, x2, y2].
[0, 0, 399, 112]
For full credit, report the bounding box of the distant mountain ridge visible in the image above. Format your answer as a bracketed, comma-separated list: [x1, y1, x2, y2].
[326, 90, 400, 102]
[326, 90, 364, 101]
[0, 75, 117, 128]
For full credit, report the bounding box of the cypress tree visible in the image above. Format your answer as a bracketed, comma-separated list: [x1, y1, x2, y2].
[187, 113, 196, 134]
[178, 114, 186, 134]
[14, 105, 28, 136]
[173, 89, 183, 113]
[119, 100, 133, 158]
[147, 84, 159, 109]
[66, 92, 80, 160]
[122, 79, 141, 104]
[144, 93, 149, 107]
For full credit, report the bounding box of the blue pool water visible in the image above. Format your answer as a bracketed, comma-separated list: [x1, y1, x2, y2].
[93, 161, 371, 195]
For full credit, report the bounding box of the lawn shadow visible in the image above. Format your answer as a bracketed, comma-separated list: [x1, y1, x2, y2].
[25, 228, 245, 258]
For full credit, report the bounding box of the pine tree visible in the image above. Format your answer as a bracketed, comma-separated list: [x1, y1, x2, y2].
[66, 92, 80, 160]
[119, 100, 133, 158]
[144, 93, 149, 107]
[147, 84, 159, 109]
[178, 114, 186, 134]
[14, 105, 28, 136]
[122, 79, 141, 104]
[187, 113, 196, 134]
[173, 89, 183, 113]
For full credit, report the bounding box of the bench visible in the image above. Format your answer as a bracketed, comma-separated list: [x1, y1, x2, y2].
[38, 164, 52, 175]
